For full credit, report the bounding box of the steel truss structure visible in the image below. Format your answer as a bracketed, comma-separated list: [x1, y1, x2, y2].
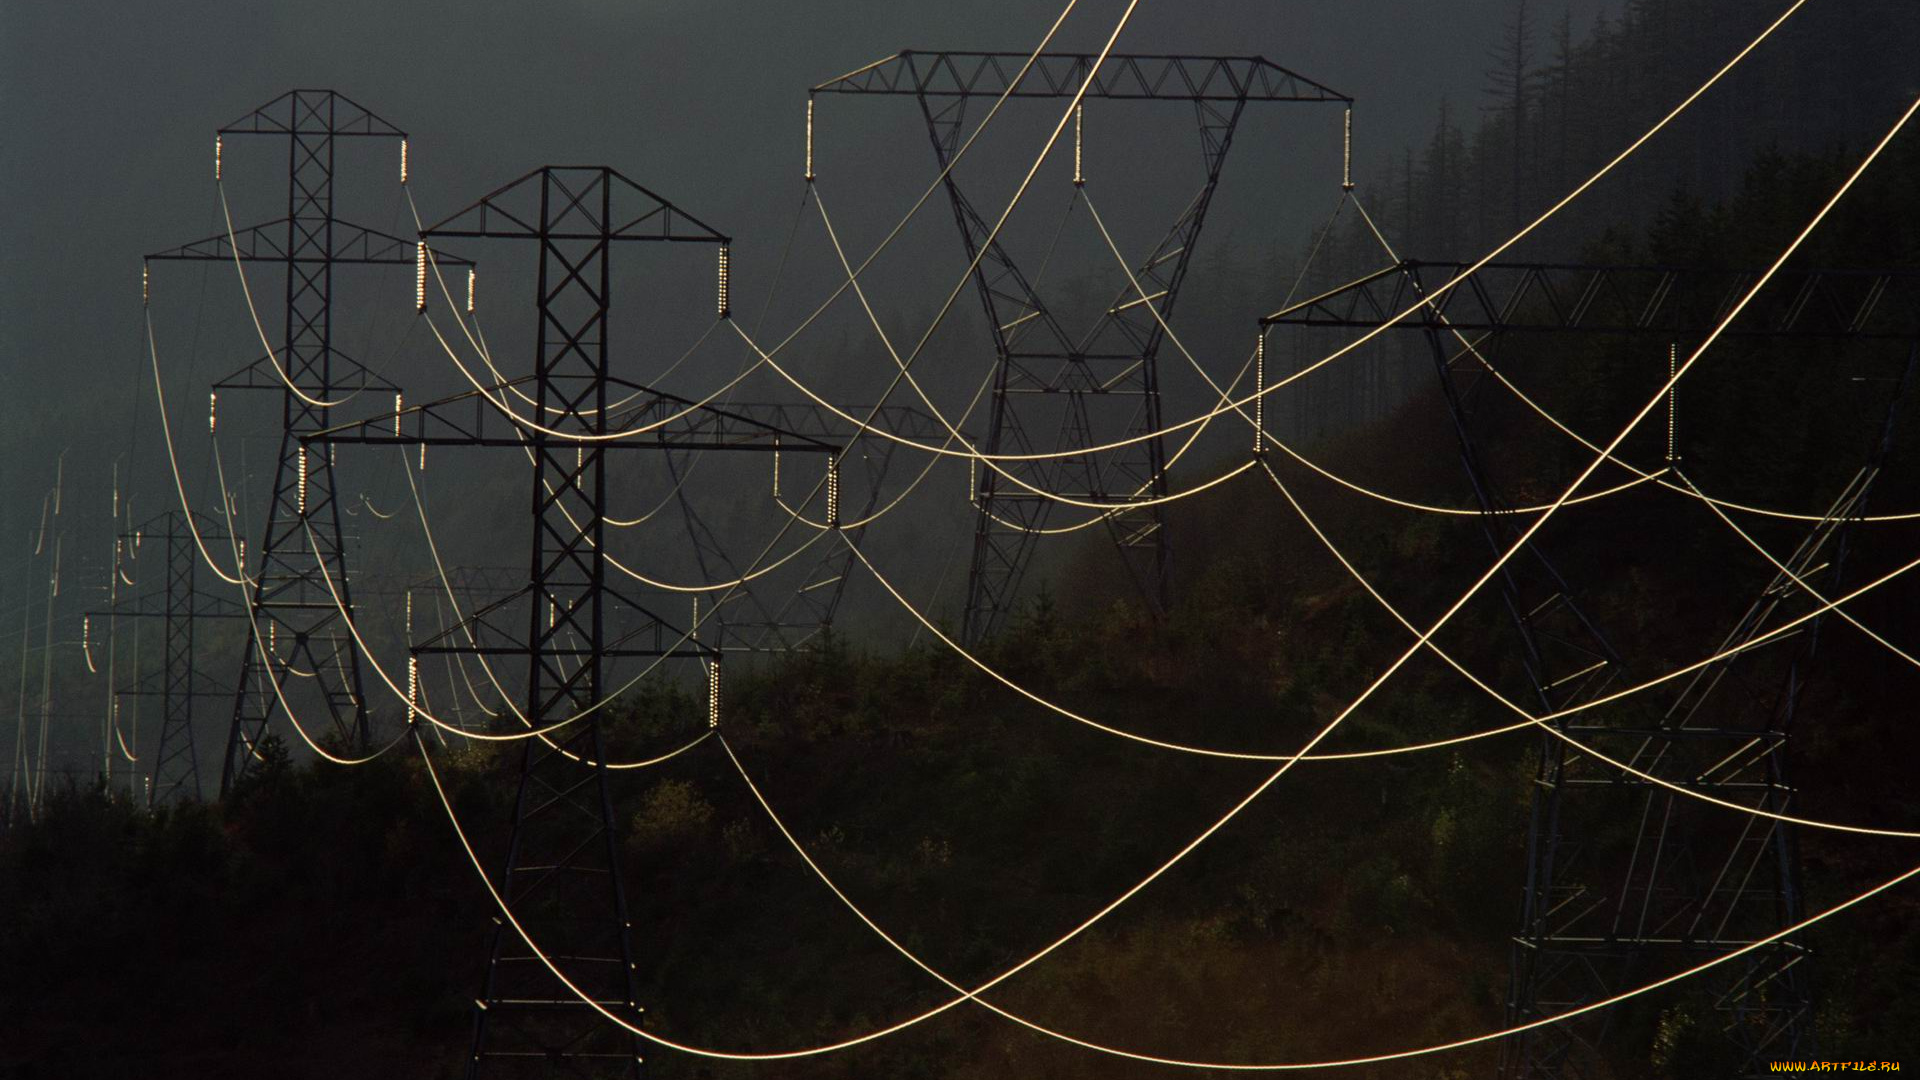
[309, 165, 837, 1078]
[815, 52, 1350, 643]
[414, 567, 521, 729]
[1265, 260, 1920, 1077]
[147, 90, 467, 797]
[666, 401, 953, 652]
[87, 511, 245, 807]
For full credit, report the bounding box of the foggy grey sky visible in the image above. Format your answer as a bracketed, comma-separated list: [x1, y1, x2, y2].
[2, 0, 1618, 470]
[0, 0, 1626, 655]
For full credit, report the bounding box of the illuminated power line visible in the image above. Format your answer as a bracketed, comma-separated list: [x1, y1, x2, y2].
[304, 163, 836, 1073]
[145, 90, 464, 796]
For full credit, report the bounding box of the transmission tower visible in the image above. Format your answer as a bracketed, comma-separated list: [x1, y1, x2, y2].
[147, 90, 466, 797]
[6, 465, 78, 827]
[813, 52, 1350, 643]
[666, 401, 952, 652]
[1264, 259, 1920, 1076]
[87, 510, 245, 807]
[308, 165, 837, 1077]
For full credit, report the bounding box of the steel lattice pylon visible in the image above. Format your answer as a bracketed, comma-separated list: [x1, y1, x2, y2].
[147, 90, 468, 797]
[665, 401, 954, 653]
[815, 52, 1350, 643]
[87, 510, 245, 807]
[1265, 262, 1920, 1077]
[310, 165, 837, 1077]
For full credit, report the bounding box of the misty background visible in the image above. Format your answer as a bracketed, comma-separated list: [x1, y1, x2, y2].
[5, 0, 1915, 791]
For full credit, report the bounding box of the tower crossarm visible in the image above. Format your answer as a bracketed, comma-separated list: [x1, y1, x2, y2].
[208, 346, 400, 396]
[145, 218, 470, 267]
[401, 565, 526, 598]
[812, 51, 1350, 103]
[303, 377, 842, 454]
[407, 584, 720, 662]
[217, 89, 406, 138]
[88, 593, 247, 620]
[420, 165, 729, 245]
[116, 670, 233, 698]
[91, 511, 248, 621]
